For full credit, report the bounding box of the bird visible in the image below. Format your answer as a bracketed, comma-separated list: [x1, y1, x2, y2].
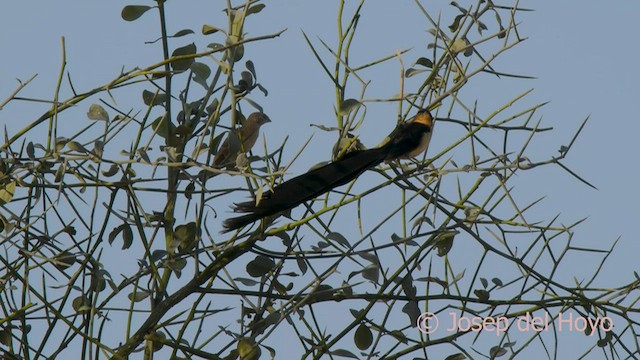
[213, 112, 271, 169]
[222, 109, 434, 232]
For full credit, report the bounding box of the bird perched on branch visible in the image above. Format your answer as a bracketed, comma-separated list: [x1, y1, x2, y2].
[222, 109, 434, 232]
[213, 112, 271, 169]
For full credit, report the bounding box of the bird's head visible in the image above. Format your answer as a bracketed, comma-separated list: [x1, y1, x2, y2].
[247, 112, 271, 126]
[412, 109, 433, 128]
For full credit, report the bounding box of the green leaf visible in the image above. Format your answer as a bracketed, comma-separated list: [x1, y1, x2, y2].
[330, 349, 359, 359]
[172, 29, 194, 38]
[87, 104, 109, 121]
[401, 301, 420, 326]
[247, 3, 266, 15]
[246, 60, 256, 78]
[128, 290, 150, 302]
[433, 230, 458, 257]
[53, 251, 76, 271]
[246, 255, 276, 277]
[191, 62, 211, 88]
[234, 277, 260, 286]
[354, 323, 373, 350]
[151, 116, 176, 139]
[202, 24, 223, 35]
[102, 164, 119, 177]
[121, 5, 152, 22]
[362, 264, 379, 283]
[27, 141, 35, 160]
[338, 98, 361, 116]
[142, 90, 167, 106]
[327, 232, 350, 247]
[415, 57, 433, 68]
[237, 338, 261, 360]
[474, 289, 490, 301]
[405, 67, 427, 78]
[489, 346, 507, 358]
[175, 222, 198, 252]
[72, 295, 91, 314]
[170, 43, 196, 72]
[444, 353, 467, 360]
[66, 141, 87, 153]
[108, 224, 133, 250]
[0, 180, 16, 206]
[0, 329, 11, 346]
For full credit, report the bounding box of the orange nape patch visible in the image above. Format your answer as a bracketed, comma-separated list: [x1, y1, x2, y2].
[413, 109, 433, 128]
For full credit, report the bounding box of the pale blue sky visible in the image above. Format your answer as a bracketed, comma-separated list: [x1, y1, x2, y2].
[1, 1, 638, 359]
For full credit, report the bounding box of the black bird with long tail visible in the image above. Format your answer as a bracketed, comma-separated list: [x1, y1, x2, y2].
[222, 109, 434, 232]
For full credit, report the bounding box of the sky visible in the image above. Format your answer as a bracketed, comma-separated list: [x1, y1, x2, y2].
[1, 1, 639, 359]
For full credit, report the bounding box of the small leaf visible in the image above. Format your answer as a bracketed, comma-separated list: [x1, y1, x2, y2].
[246, 60, 257, 78]
[53, 251, 76, 271]
[492, 277, 504, 287]
[175, 222, 198, 252]
[388, 330, 407, 344]
[172, 29, 194, 38]
[448, 14, 464, 32]
[240, 70, 254, 88]
[247, 3, 266, 15]
[401, 275, 417, 299]
[354, 323, 373, 350]
[444, 353, 467, 360]
[480, 277, 488, 289]
[202, 24, 223, 35]
[234, 277, 260, 286]
[170, 43, 196, 72]
[402, 301, 420, 326]
[142, 90, 167, 106]
[362, 265, 379, 283]
[412, 216, 434, 229]
[296, 253, 308, 274]
[151, 116, 176, 139]
[87, 104, 109, 121]
[108, 224, 133, 250]
[415, 57, 433, 68]
[72, 295, 91, 314]
[338, 98, 361, 116]
[121, 5, 152, 21]
[0, 180, 16, 206]
[0, 329, 11, 346]
[27, 141, 35, 160]
[54, 164, 65, 182]
[252, 311, 282, 336]
[327, 232, 350, 247]
[405, 68, 427, 78]
[102, 164, 119, 177]
[433, 230, 458, 257]
[330, 349, 359, 359]
[128, 290, 150, 302]
[246, 255, 276, 277]
[237, 338, 261, 360]
[184, 181, 195, 200]
[66, 141, 88, 153]
[474, 289, 490, 301]
[191, 62, 211, 88]
[489, 346, 507, 358]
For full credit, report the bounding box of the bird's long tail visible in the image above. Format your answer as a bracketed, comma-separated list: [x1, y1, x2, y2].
[222, 147, 388, 232]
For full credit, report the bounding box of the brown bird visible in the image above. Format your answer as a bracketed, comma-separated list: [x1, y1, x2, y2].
[222, 109, 434, 232]
[213, 112, 271, 168]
